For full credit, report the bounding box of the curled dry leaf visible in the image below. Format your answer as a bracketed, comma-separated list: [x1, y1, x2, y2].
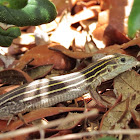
[100, 70, 140, 132]
[73, 0, 99, 13]
[0, 68, 33, 85]
[26, 64, 54, 80]
[49, 37, 140, 60]
[100, 98, 132, 131]
[48, 43, 125, 59]
[8, 134, 29, 140]
[99, 91, 120, 106]
[5, 107, 86, 131]
[50, 3, 99, 49]
[93, 0, 132, 46]
[114, 70, 140, 128]
[102, 24, 130, 46]
[15, 44, 75, 71]
[0, 85, 19, 95]
[130, 91, 140, 128]
[51, 0, 73, 16]
[121, 37, 140, 49]
[49, 44, 95, 59]
[0, 120, 8, 131]
[102, 38, 140, 56]
[114, 70, 140, 101]
[50, 12, 75, 49]
[56, 112, 83, 130]
[71, 6, 100, 24]
[8, 43, 35, 56]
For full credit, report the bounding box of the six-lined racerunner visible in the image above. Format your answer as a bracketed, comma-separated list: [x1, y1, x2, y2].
[0, 53, 139, 120]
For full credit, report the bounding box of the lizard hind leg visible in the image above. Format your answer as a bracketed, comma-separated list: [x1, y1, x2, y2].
[18, 113, 28, 125]
[7, 113, 28, 126]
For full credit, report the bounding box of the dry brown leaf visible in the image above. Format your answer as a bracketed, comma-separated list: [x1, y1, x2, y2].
[0, 120, 8, 131]
[5, 107, 86, 131]
[114, 70, 140, 101]
[114, 70, 140, 128]
[42, 129, 72, 139]
[93, 0, 133, 46]
[130, 93, 140, 127]
[51, 0, 73, 16]
[50, 12, 75, 49]
[100, 98, 132, 130]
[71, 6, 99, 24]
[48, 43, 126, 59]
[15, 44, 75, 70]
[0, 85, 19, 95]
[121, 37, 140, 49]
[49, 44, 95, 59]
[56, 112, 83, 130]
[0, 69, 33, 85]
[7, 135, 28, 140]
[130, 106, 140, 128]
[26, 64, 54, 80]
[101, 91, 118, 106]
[100, 70, 140, 132]
[37, 20, 58, 33]
[103, 24, 130, 46]
[100, 0, 133, 11]
[48, 37, 140, 59]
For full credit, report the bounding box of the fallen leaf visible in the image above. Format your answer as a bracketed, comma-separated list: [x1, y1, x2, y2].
[114, 70, 140, 101]
[100, 70, 140, 132]
[56, 112, 83, 130]
[100, 98, 132, 130]
[0, 68, 33, 85]
[49, 44, 95, 59]
[50, 12, 76, 49]
[121, 37, 140, 49]
[26, 64, 54, 80]
[51, 0, 73, 16]
[15, 44, 75, 70]
[102, 24, 130, 46]
[49, 43, 126, 59]
[71, 6, 100, 24]
[114, 71, 140, 128]
[130, 105, 140, 128]
[0, 85, 19, 95]
[5, 107, 87, 131]
[93, 0, 133, 46]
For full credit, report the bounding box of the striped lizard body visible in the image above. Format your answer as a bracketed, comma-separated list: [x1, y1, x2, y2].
[0, 53, 139, 120]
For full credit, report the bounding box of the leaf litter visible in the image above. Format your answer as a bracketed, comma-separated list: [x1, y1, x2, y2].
[100, 70, 140, 138]
[0, 0, 139, 140]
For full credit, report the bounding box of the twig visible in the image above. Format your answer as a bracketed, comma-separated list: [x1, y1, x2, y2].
[0, 109, 98, 139]
[36, 129, 140, 140]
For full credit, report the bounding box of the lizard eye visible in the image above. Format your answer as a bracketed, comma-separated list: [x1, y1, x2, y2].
[120, 58, 126, 63]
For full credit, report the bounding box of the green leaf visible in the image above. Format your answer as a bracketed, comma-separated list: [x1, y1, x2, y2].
[0, 0, 27, 9]
[98, 136, 118, 140]
[128, 0, 140, 38]
[0, 0, 57, 26]
[0, 23, 21, 47]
